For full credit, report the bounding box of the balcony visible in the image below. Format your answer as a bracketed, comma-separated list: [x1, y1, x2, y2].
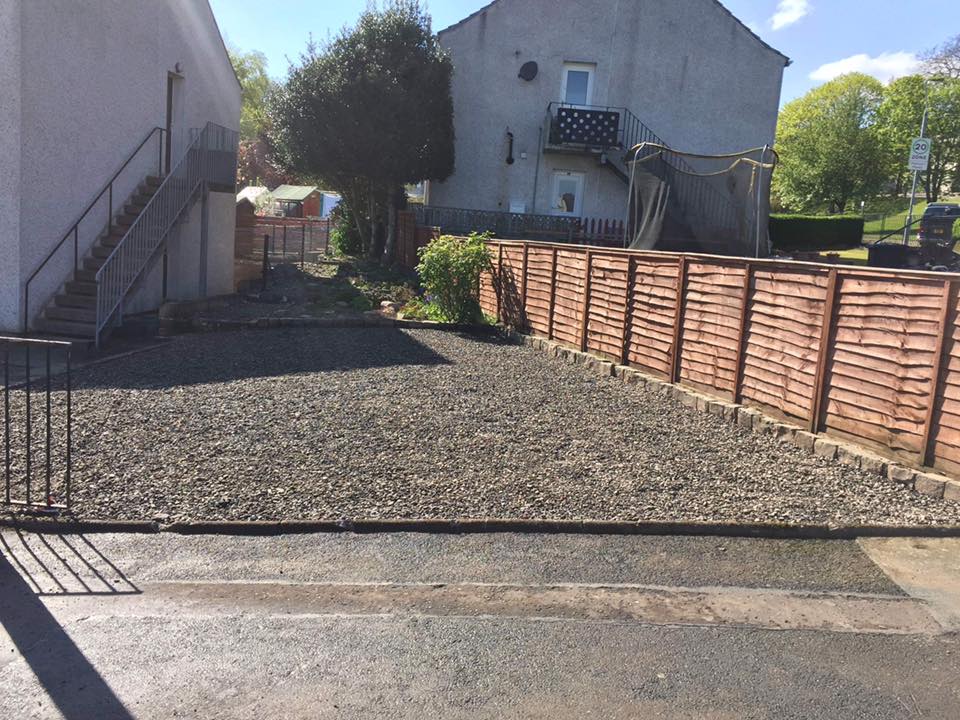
[544, 103, 624, 154]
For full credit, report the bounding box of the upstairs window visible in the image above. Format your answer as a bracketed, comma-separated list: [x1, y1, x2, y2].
[562, 63, 595, 106]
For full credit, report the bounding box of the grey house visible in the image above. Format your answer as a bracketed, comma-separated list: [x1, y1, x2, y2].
[424, 0, 788, 243]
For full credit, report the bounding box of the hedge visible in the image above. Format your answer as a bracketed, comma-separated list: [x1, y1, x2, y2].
[769, 214, 864, 252]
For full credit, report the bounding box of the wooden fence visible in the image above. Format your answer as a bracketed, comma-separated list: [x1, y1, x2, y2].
[480, 240, 960, 477]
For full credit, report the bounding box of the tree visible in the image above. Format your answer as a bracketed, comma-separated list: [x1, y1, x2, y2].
[878, 76, 960, 203]
[269, 0, 454, 261]
[922, 33, 960, 80]
[228, 47, 273, 141]
[773, 74, 888, 213]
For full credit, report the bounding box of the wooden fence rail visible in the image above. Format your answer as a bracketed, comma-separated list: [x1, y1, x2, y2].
[480, 240, 960, 478]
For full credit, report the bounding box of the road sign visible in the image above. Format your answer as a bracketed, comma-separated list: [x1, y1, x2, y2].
[908, 138, 931, 171]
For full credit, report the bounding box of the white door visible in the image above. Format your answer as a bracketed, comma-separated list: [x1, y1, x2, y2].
[551, 171, 585, 216]
[561, 63, 595, 106]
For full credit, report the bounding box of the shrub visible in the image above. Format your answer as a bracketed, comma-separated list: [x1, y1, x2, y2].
[769, 214, 864, 252]
[416, 233, 492, 323]
[328, 203, 364, 256]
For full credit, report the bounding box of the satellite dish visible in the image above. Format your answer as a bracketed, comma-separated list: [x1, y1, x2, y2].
[518, 61, 538, 81]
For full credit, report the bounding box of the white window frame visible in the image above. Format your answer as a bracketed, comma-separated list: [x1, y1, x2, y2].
[561, 63, 595, 107]
[550, 171, 585, 217]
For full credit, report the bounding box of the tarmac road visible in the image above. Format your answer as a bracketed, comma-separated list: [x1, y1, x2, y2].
[1, 530, 959, 719]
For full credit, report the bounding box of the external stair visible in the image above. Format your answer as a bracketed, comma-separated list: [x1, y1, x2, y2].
[33, 177, 163, 339]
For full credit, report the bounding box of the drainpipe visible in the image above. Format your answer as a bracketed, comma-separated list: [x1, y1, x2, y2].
[532, 125, 543, 214]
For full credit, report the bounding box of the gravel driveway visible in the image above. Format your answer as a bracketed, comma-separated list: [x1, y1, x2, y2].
[45, 328, 960, 524]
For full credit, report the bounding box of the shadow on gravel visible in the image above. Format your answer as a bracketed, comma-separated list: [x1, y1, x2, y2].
[73, 326, 452, 390]
[0, 532, 137, 719]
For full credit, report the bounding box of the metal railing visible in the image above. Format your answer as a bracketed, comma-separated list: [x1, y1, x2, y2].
[412, 206, 625, 246]
[543, 102, 740, 243]
[94, 123, 238, 346]
[2, 336, 73, 511]
[23, 127, 166, 332]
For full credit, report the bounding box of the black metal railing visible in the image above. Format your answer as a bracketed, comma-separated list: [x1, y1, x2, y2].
[412, 206, 625, 246]
[543, 102, 740, 244]
[23, 127, 166, 332]
[1, 337, 73, 511]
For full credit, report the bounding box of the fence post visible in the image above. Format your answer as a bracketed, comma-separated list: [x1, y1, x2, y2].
[300, 224, 306, 270]
[262, 233, 270, 291]
[495, 244, 504, 323]
[919, 279, 953, 467]
[732, 261, 752, 403]
[809, 268, 839, 433]
[579, 249, 593, 352]
[547, 246, 558, 341]
[621, 255, 634, 366]
[520, 243, 529, 331]
[669, 256, 688, 383]
[282, 225, 287, 258]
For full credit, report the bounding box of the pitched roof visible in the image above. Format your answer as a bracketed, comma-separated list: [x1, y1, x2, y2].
[270, 185, 319, 202]
[437, 0, 789, 64]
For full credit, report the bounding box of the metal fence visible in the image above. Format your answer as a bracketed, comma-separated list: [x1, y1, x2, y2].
[254, 217, 332, 267]
[1, 337, 73, 512]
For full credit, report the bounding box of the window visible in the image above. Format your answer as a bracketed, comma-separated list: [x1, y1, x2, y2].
[551, 171, 584, 216]
[562, 63, 595, 106]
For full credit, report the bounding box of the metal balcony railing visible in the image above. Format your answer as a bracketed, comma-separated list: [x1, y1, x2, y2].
[94, 122, 237, 347]
[543, 102, 739, 244]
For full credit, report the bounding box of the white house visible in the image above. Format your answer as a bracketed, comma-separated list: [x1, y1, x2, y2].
[0, 0, 241, 343]
[424, 0, 788, 250]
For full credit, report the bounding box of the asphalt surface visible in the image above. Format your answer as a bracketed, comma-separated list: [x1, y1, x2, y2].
[2, 531, 960, 719]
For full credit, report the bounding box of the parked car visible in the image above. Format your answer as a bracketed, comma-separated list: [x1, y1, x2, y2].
[918, 203, 960, 245]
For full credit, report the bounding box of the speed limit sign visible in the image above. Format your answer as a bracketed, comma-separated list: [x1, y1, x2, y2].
[908, 138, 931, 171]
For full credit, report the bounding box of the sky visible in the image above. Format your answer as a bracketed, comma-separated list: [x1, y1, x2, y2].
[209, 0, 960, 105]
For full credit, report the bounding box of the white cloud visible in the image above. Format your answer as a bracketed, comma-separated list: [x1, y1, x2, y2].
[809, 52, 922, 83]
[770, 0, 811, 30]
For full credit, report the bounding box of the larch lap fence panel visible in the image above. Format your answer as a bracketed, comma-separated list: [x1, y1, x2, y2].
[480, 240, 960, 477]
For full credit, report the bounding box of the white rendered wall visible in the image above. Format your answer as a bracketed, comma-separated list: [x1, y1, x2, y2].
[0, 0, 22, 331]
[7, 0, 240, 332]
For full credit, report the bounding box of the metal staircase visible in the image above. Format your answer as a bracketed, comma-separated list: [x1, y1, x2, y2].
[543, 103, 738, 252]
[24, 123, 237, 346]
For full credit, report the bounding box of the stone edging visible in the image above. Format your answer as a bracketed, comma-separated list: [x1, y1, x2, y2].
[4, 515, 960, 539]
[181, 314, 497, 335]
[508, 332, 960, 505]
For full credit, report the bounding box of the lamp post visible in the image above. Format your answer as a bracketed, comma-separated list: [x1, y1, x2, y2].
[903, 76, 945, 245]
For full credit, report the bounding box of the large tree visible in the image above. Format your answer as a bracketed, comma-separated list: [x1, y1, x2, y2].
[773, 73, 888, 213]
[269, 0, 454, 261]
[228, 47, 294, 188]
[879, 75, 960, 203]
[922, 33, 960, 80]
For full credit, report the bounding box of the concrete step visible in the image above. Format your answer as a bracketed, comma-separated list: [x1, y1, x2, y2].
[45, 305, 96, 324]
[54, 293, 96, 309]
[34, 318, 95, 339]
[145, 175, 163, 188]
[66, 278, 97, 294]
[114, 213, 138, 228]
[91, 245, 116, 259]
[82, 257, 106, 272]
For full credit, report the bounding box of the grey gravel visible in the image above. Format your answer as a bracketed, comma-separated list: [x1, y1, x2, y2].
[31, 328, 960, 524]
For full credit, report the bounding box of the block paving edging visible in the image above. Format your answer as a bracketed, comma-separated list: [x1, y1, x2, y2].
[509, 331, 960, 505]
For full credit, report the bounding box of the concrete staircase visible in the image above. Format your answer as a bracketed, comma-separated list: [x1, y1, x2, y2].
[35, 175, 163, 339]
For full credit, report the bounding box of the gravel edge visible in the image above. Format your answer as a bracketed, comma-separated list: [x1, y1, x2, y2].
[508, 331, 960, 505]
[5, 515, 960, 539]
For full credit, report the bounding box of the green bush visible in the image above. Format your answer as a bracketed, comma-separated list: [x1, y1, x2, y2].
[769, 214, 864, 252]
[328, 203, 364, 256]
[416, 233, 492, 324]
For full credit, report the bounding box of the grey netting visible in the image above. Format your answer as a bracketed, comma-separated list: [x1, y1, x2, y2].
[625, 144, 777, 257]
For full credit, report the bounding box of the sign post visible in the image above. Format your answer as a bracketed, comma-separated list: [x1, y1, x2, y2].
[903, 137, 932, 245]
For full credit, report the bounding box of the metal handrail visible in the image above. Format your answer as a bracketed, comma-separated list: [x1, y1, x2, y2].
[543, 102, 740, 245]
[94, 122, 237, 347]
[23, 127, 165, 331]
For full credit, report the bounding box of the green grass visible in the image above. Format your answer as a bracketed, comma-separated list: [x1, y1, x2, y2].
[862, 195, 960, 236]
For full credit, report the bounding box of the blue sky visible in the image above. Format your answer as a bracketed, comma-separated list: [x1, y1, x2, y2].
[209, 0, 960, 104]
